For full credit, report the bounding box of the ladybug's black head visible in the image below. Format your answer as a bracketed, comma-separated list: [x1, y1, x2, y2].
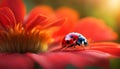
[76, 37, 88, 46]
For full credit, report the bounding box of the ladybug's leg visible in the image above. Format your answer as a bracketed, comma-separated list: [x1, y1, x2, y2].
[61, 44, 72, 50]
[67, 44, 74, 48]
[81, 45, 85, 50]
[72, 43, 77, 48]
[76, 41, 81, 46]
[73, 44, 76, 48]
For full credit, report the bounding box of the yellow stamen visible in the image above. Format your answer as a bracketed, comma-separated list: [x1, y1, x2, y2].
[0, 23, 50, 53]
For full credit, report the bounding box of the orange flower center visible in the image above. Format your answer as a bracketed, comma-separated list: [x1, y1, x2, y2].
[0, 23, 50, 53]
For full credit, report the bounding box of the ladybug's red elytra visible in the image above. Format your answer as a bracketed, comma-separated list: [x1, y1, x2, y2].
[62, 32, 88, 48]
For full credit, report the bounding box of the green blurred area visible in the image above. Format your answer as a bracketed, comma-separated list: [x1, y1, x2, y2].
[24, 0, 120, 41]
[110, 58, 120, 69]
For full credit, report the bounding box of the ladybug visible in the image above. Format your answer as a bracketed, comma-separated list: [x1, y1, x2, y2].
[62, 32, 88, 48]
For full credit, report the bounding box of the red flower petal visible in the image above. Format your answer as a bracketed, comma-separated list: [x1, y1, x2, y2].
[74, 17, 118, 42]
[25, 15, 47, 31]
[51, 42, 120, 57]
[0, 53, 34, 69]
[25, 6, 56, 25]
[89, 42, 120, 57]
[0, 0, 26, 23]
[0, 7, 16, 30]
[27, 50, 111, 69]
[57, 42, 120, 57]
[24, 5, 65, 31]
[53, 7, 79, 38]
[25, 15, 65, 32]
[42, 18, 66, 30]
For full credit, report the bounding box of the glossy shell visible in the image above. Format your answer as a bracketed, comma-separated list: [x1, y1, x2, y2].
[62, 32, 88, 48]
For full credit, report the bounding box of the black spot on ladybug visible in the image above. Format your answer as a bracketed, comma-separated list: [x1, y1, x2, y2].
[66, 40, 70, 44]
[73, 38, 76, 40]
[70, 35, 73, 38]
